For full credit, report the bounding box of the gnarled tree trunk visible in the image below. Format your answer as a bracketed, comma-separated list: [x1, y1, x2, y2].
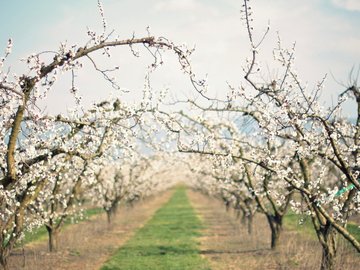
[319, 225, 337, 270]
[266, 213, 283, 249]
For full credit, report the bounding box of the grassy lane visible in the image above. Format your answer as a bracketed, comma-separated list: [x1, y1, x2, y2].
[101, 187, 211, 270]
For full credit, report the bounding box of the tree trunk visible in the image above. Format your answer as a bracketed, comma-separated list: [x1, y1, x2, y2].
[45, 225, 58, 252]
[0, 248, 10, 270]
[320, 245, 336, 270]
[106, 210, 112, 224]
[0, 256, 8, 270]
[107, 203, 119, 225]
[112, 204, 118, 217]
[247, 214, 253, 235]
[266, 214, 283, 249]
[236, 209, 241, 220]
[240, 212, 246, 225]
[319, 226, 337, 270]
[225, 200, 231, 212]
[270, 225, 280, 249]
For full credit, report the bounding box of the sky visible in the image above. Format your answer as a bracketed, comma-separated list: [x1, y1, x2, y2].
[0, 0, 359, 117]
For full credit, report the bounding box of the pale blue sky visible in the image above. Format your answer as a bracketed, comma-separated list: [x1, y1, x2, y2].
[1, 0, 359, 116]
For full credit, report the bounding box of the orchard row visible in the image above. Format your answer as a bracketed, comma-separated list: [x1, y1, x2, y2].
[0, 1, 359, 270]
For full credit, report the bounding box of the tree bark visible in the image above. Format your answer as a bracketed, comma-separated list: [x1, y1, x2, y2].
[106, 210, 112, 225]
[320, 246, 336, 270]
[247, 214, 253, 235]
[240, 211, 246, 225]
[0, 248, 10, 270]
[106, 203, 119, 225]
[266, 214, 283, 249]
[45, 225, 58, 252]
[319, 226, 337, 270]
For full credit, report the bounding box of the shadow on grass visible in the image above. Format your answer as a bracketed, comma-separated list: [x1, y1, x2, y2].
[117, 244, 200, 256]
[199, 248, 271, 255]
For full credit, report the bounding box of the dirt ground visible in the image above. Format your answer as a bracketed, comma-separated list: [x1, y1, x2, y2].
[8, 191, 172, 270]
[7, 189, 359, 270]
[188, 190, 360, 270]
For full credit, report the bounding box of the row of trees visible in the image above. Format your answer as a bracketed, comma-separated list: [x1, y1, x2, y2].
[0, 1, 358, 270]
[155, 2, 359, 269]
[93, 153, 180, 225]
[0, 1, 199, 266]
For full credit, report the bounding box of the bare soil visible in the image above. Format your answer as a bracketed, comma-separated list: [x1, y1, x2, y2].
[8, 190, 359, 270]
[8, 191, 172, 270]
[187, 190, 360, 270]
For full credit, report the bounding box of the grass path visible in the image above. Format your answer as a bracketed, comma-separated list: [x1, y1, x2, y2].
[101, 187, 210, 270]
[8, 191, 172, 270]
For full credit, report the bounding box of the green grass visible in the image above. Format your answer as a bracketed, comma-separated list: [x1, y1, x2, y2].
[23, 226, 48, 244]
[347, 223, 360, 242]
[284, 211, 360, 242]
[101, 187, 211, 270]
[284, 212, 316, 238]
[22, 207, 103, 244]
